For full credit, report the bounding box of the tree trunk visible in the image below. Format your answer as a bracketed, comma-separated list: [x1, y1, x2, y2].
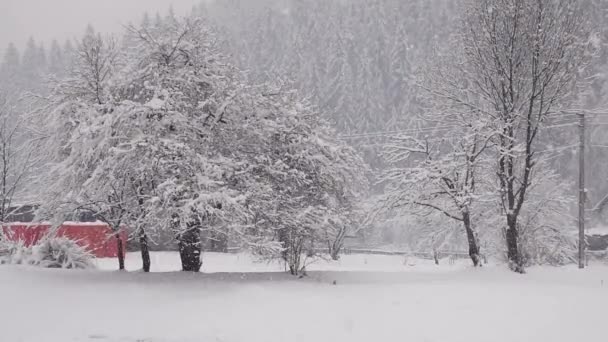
[307, 237, 315, 258]
[329, 246, 340, 261]
[462, 211, 481, 267]
[278, 227, 289, 262]
[139, 227, 150, 273]
[433, 249, 440, 265]
[328, 239, 342, 261]
[289, 245, 302, 276]
[115, 232, 125, 271]
[277, 227, 306, 275]
[506, 215, 524, 273]
[178, 225, 202, 272]
[328, 225, 347, 261]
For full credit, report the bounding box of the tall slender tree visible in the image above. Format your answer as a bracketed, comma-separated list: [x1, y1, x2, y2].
[439, 0, 596, 272]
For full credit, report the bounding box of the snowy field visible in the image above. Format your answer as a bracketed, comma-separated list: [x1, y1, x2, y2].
[94, 251, 471, 273]
[1, 252, 607, 342]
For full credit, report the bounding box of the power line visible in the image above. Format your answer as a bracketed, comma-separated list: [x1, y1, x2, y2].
[550, 113, 580, 119]
[536, 144, 579, 154]
[338, 125, 462, 140]
[543, 122, 577, 129]
[340, 121, 578, 140]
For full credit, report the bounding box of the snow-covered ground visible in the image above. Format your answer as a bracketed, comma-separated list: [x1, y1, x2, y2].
[1, 252, 607, 342]
[94, 251, 472, 273]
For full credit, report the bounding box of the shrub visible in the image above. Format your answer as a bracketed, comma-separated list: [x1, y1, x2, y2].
[31, 237, 95, 269]
[0, 238, 33, 265]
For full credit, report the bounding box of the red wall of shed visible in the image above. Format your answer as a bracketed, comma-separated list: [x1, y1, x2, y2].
[2, 223, 126, 258]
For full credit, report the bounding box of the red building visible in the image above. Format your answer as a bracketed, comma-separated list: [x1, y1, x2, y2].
[3, 222, 126, 258]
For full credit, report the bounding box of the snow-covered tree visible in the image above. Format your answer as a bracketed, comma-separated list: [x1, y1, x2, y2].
[117, 17, 255, 272]
[0, 94, 39, 224]
[380, 130, 491, 266]
[453, 0, 596, 272]
[252, 95, 368, 273]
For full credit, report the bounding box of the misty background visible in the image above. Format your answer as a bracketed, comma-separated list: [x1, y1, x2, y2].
[0, 0, 199, 52]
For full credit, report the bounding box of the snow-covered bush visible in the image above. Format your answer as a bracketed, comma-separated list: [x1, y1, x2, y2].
[0, 236, 95, 269]
[0, 238, 33, 265]
[31, 237, 95, 269]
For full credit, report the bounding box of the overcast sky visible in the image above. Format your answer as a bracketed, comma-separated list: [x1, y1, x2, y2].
[0, 0, 200, 55]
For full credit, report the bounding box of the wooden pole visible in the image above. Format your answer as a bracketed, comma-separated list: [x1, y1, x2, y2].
[578, 112, 586, 269]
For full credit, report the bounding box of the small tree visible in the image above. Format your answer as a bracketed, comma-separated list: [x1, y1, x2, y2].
[244, 91, 368, 274]
[380, 131, 491, 267]
[59, 27, 119, 105]
[0, 94, 38, 224]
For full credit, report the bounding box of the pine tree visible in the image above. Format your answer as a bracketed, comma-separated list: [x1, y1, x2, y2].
[20, 37, 41, 90]
[48, 40, 64, 76]
[0, 43, 20, 91]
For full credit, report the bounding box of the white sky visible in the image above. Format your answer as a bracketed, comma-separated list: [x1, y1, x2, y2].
[0, 0, 200, 55]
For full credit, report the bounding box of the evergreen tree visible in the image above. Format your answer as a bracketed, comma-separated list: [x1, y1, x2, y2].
[0, 43, 20, 91]
[48, 40, 64, 76]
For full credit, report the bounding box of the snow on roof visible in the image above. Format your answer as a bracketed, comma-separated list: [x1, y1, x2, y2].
[4, 221, 108, 227]
[61, 221, 109, 226]
[587, 226, 608, 236]
[4, 221, 50, 225]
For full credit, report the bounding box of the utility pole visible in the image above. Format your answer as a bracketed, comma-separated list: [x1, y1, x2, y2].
[578, 112, 586, 269]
